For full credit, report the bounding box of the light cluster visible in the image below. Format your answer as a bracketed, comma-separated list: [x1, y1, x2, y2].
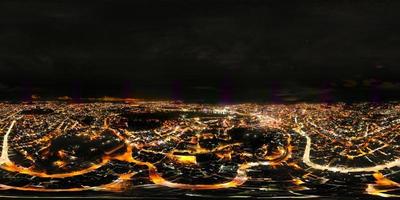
[0, 101, 399, 198]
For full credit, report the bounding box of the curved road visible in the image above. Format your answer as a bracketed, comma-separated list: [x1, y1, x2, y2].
[0, 120, 16, 165]
[295, 126, 400, 173]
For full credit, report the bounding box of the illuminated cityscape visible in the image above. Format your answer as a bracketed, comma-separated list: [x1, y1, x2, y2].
[0, 100, 399, 198]
[1, 0, 400, 198]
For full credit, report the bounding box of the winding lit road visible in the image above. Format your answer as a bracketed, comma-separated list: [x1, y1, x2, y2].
[0, 120, 16, 165]
[295, 125, 400, 173]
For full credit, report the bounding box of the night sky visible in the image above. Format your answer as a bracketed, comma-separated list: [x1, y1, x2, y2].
[1, 0, 400, 102]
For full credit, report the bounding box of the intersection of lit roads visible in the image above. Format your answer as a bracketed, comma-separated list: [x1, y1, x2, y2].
[0, 100, 400, 198]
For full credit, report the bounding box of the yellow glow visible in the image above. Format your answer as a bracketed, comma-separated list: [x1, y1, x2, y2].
[168, 154, 197, 165]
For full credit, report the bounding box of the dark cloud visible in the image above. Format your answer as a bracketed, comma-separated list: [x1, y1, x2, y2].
[0, 0, 399, 102]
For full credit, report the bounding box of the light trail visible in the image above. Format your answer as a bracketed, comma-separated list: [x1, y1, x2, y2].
[0, 120, 16, 164]
[295, 126, 400, 173]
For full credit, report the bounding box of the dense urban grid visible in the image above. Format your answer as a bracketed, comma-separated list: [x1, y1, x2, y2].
[0, 100, 399, 198]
